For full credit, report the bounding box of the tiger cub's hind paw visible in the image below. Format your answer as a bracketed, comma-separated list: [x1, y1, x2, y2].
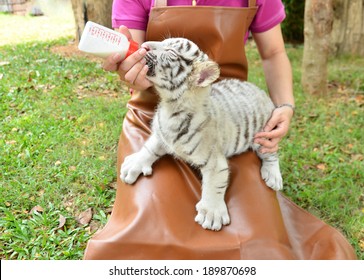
[260, 161, 283, 191]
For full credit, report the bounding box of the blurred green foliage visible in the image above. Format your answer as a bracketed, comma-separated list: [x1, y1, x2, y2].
[282, 0, 305, 43]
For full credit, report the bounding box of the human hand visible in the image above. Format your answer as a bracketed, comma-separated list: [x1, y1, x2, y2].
[102, 26, 153, 91]
[254, 106, 294, 153]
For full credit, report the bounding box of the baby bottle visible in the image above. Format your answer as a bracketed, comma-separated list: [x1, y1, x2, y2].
[78, 21, 139, 59]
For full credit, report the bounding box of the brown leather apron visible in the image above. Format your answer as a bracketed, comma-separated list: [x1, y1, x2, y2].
[84, 0, 357, 259]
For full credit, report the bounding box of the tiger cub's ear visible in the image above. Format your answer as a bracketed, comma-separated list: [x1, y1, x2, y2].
[190, 60, 220, 88]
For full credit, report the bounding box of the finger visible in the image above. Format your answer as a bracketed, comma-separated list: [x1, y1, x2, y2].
[103, 53, 123, 71]
[254, 131, 269, 139]
[133, 65, 153, 89]
[260, 145, 279, 154]
[255, 137, 280, 149]
[119, 48, 147, 73]
[255, 129, 284, 141]
[263, 118, 278, 132]
[262, 108, 283, 132]
[118, 25, 133, 40]
[124, 58, 147, 85]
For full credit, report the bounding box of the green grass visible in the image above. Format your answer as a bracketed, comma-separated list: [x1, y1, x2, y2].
[248, 42, 364, 259]
[1, 36, 363, 259]
[0, 38, 128, 259]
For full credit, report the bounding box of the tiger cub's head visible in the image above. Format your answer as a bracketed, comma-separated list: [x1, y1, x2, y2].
[142, 38, 220, 98]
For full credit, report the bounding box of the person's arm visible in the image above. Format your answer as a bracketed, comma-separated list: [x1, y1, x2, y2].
[252, 24, 295, 154]
[102, 26, 152, 91]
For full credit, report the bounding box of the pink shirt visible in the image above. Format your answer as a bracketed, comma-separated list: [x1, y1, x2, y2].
[112, 0, 286, 34]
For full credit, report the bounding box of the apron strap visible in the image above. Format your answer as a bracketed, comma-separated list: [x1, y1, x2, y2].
[249, 0, 257, 8]
[154, 0, 167, 7]
[154, 0, 195, 6]
[154, 0, 256, 8]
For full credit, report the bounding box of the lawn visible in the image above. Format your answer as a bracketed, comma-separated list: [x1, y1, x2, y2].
[0, 14, 363, 260]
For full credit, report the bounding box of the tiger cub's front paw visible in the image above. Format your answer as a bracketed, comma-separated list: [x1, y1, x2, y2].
[195, 199, 230, 231]
[120, 152, 153, 184]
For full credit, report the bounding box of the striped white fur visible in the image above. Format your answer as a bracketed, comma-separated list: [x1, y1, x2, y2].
[121, 38, 283, 231]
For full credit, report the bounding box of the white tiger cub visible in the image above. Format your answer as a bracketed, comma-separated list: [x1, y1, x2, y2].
[120, 38, 283, 231]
